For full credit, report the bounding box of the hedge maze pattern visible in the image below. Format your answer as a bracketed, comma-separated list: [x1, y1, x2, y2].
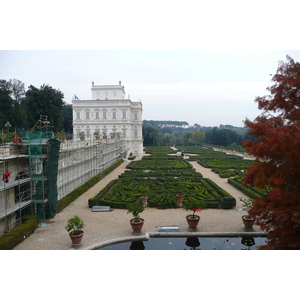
[88, 146, 236, 209]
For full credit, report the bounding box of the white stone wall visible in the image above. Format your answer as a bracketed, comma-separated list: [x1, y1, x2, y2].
[72, 82, 143, 156]
[91, 83, 125, 100]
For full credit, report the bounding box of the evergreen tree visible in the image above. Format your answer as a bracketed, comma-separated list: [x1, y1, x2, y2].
[0, 80, 13, 129]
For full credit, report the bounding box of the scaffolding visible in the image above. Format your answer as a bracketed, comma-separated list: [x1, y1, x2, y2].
[1, 117, 127, 236]
[0, 128, 32, 235]
[55, 133, 128, 201]
[26, 116, 55, 223]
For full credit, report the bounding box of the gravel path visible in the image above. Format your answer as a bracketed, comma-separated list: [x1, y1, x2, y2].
[13, 155, 262, 250]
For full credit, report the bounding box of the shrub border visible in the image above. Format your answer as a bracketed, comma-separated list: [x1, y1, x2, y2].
[0, 215, 39, 250]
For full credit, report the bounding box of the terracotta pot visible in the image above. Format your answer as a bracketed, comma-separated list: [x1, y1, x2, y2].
[130, 218, 144, 233]
[242, 215, 255, 232]
[95, 136, 100, 140]
[140, 196, 148, 207]
[176, 194, 185, 207]
[69, 230, 84, 244]
[186, 215, 200, 230]
[80, 137, 85, 141]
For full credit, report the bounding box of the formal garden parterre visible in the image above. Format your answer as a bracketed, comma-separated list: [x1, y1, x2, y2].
[182, 146, 267, 199]
[88, 146, 237, 210]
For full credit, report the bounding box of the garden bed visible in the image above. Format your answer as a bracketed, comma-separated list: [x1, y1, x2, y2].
[88, 177, 235, 209]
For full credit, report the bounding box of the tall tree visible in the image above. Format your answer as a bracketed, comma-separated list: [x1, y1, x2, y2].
[243, 55, 300, 249]
[8, 79, 25, 104]
[192, 130, 205, 145]
[0, 80, 13, 129]
[25, 84, 64, 132]
[182, 132, 193, 146]
[61, 103, 73, 133]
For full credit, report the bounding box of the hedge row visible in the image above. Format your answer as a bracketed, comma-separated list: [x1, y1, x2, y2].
[228, 176, 267, 200]
[144, 146, 176, 155]
[0, 215, 39, 250]
[212, 168, 245, 178]
[118, 169, 203, 179]
[204, 178, 236, 209]
[196, 158, 252, 170]
[126, 159, 192, 170]
[57, 159, 123, 212]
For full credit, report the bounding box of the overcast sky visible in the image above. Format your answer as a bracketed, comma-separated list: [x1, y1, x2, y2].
[1, 1, 300, 127]
[2, 50, 300, 127]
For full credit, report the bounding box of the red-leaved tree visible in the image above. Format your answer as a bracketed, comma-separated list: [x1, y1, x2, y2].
[243, 55, 300, 250]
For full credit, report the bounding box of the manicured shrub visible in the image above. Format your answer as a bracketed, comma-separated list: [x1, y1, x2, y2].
[228, 176, 267, 200]
[0, 215, 39, 250]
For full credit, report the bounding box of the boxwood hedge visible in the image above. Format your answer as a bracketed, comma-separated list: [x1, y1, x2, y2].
[88, 177, 236, 209]
[0, 215, 39, 250]
[228, 176, 267, 199]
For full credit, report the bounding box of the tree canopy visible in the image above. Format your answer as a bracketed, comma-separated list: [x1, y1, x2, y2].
[25, 84, 64, 132]
[0, 79, 71, 133]
[243, 55, 300, 249]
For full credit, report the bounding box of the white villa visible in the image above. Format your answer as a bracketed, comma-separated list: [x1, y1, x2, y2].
[72, 81, 143, 156]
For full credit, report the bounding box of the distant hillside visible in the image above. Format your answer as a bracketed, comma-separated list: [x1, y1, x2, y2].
[143, 120, 189, 127]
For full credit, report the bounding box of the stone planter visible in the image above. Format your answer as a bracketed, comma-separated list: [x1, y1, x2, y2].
[176, 194, 185, 207]
[140, 196, 148, 207]
[242, 215, 255, 232]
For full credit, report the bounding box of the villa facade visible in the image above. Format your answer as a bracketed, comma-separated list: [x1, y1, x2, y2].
[72, 81, 143, 156]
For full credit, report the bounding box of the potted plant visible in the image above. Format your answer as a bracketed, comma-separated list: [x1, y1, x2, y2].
[139, 186, 149, 207]
[239, 197, 255, 232]
[183, 197, 205, 230]
[127, 200, 145, 234]
[93, 131, 100, 140]
[79, 131, 85, 141]
[65, 215, 85, 244]
[176, 193, 185, 207]
[140, 196, 148, 207]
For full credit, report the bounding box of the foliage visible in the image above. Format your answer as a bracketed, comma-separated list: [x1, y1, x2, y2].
[205, 128, 245, 147]
[65, 216, 85, 235]
[0, 79, 27, 129]
[0, 133, 14, 144]
[127, 200, 144, 220]
[228, 176, 267, 200]
[239, 197, 253, 211]
[143, 120, 189, 127]
[0, 79, 72, 133]
[61, 104, 73, 134]
[0, 215, 39, 250]
[88, 151, 236, 209]
[183, 197, 205, 216]
[192, 130, 205, 145]
[126, 157, 192, 170]
[25, 84, 64, 132]
[242, 55, 300, 249]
